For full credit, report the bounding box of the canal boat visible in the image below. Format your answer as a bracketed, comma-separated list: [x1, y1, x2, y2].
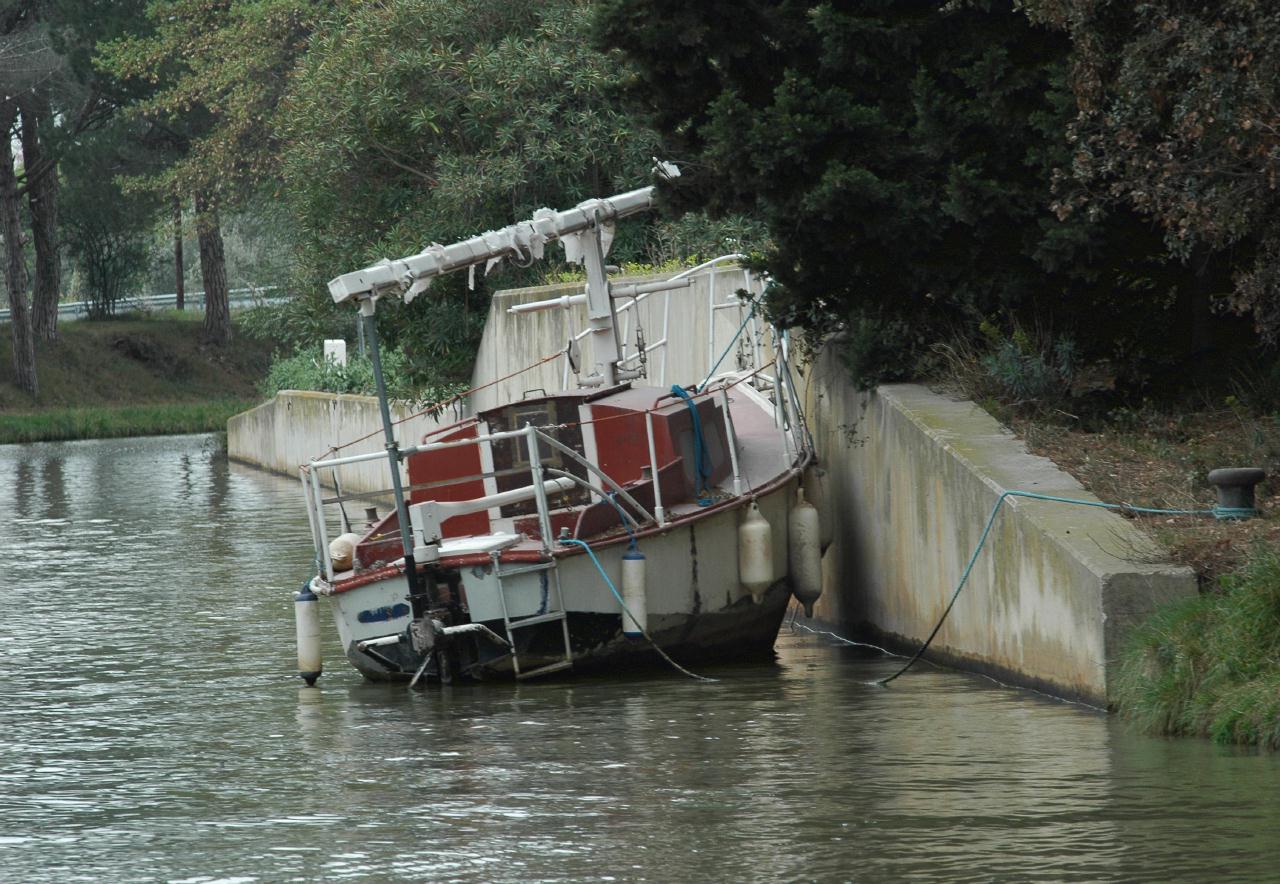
[293, 172, 822, 685]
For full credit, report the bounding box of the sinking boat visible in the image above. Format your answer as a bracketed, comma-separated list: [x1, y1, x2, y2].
[293, 173, 823, 685]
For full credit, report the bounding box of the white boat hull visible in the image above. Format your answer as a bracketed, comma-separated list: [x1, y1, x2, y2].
[323, 475, 799, 681]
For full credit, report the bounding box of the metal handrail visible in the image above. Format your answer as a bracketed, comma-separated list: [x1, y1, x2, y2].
[301, 418, 658, 576]
[307, 425, 534, 471]
[543, 469, 644, 532]
[532, 429, 656, 526]
[0, 285, 282, 323]
[299, 359, 771, 575]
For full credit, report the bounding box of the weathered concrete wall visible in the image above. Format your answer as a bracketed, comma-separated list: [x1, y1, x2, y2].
[227, 390, 456, 492]
[798, 347, 1197, 706]
[472, 266, 765, 412]
[227, 264, 762, 490]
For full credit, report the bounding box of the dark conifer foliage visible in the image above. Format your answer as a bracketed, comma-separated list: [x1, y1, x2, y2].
[595, 0, 1246, 385]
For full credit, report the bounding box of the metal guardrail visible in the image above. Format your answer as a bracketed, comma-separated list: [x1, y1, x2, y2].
[0, 286, 283, 323]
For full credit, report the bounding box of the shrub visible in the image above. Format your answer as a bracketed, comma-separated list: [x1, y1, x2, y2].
[932, 323, 1082, 416]
[259, 344, 462, 405]
[979, 330, 1078, 405]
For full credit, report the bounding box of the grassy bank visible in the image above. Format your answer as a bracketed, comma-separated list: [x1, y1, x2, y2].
[0, 400, 258, 444]
[1113, 550, 1280, 749]
[0, 311, 275, 444]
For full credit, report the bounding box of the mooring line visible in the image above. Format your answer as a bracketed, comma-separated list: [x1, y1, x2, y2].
[876, 489, 1223, 686]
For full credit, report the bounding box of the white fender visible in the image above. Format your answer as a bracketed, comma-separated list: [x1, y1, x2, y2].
[788, 487, 823, 618]
[739, 500, 774, 603]
[294, 581, 323, 686]
[621, 546, 647, 638]
[803, 466, 833, 554]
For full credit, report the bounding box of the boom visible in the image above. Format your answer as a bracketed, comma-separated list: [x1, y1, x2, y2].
[327, 186, 657, 305]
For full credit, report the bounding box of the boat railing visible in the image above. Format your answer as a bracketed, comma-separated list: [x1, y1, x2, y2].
[509, 254, 767, 392]
[303, 424, 537, 581]
[299, 378, 758, 581]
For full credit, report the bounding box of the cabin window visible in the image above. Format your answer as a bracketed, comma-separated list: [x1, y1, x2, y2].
[506, 403, 560, 468]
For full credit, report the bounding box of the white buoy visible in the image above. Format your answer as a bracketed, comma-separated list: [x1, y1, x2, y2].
[328, 532, 362, 572]
[803, 466, 833, 554]
[621, 545, 647, 638]
[739, 500, 774, 604]
[788, 487, 823, 618]
[294, 580, 323, 686]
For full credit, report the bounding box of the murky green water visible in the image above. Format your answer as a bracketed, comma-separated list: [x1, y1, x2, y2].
[3, 433, 1280, 882]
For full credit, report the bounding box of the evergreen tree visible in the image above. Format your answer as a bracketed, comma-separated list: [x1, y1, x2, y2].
[595, 0, 1204, 384]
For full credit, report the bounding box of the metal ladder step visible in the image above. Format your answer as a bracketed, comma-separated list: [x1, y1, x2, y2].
[516, 659, 573, 680]
[493, 551, 573, 680]
[494, 561, 556, 579]
[508, 611, 567, 630]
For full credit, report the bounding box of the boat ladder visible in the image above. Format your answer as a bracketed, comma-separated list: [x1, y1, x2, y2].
[493, 558, 574, 679]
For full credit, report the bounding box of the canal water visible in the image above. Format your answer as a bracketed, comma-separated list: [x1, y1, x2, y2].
[3, 433, 1280, 882]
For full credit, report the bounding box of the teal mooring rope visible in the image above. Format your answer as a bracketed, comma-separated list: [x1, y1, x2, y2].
[875, 490, 1239, 686]
[669, 385, 715, 506]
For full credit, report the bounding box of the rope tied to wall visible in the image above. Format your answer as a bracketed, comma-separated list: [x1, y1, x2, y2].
[875, 490, 1220, 686]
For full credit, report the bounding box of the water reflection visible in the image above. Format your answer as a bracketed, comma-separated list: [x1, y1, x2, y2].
[13, 457, 34, 518]
[0, 435, 1279, 882]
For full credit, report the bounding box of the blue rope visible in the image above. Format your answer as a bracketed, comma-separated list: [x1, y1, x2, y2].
[670, 385, 714, 506]
[875, 490, 1224, 686]
[558, 537, 716, 682]
[697, 300, 758, 392]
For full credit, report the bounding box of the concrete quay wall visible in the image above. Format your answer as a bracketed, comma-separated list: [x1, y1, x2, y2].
[798, 348, 1197, 706]
[226, 390, 455, 493]
[471, 266, 766, 412]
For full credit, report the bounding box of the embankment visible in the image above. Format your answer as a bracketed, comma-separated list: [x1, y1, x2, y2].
[797, 349, 1197, 706]
[0, 313, 272, 444]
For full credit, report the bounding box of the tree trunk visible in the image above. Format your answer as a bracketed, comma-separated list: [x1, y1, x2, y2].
[19, 95, 59, 343]
[194, 190, 231, 346]
[173, 194, 184, 311]
[1, 103, 37, 396]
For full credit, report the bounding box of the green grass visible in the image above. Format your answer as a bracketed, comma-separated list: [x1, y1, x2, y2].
[0, 400, 257, 445]
[0, 314, 279, 442]
[1114, 549, 1280, 748]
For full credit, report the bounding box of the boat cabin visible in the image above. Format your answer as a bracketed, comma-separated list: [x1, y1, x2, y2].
[352, 385, 732, 570]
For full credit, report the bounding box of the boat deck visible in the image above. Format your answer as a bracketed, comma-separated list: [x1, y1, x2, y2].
[328, 375, 799, 591]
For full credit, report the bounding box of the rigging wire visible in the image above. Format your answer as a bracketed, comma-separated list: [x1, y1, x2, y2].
[697, 299, 759, 392]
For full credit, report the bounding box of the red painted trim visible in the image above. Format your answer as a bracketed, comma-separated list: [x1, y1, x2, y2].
[332, 564, 404, 593]
[406, 424, 489, 537]
[551, 465, 803, 557]
[330, 465, 804, 593]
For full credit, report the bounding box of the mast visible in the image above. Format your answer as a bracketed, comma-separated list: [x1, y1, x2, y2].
[325, 176, 673, 588]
